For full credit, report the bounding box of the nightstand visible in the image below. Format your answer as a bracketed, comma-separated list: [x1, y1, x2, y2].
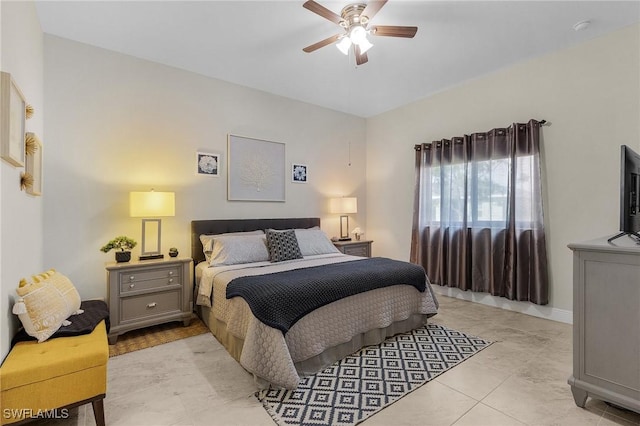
[106, 257, 193, 344]
[333, 240, 373, 257]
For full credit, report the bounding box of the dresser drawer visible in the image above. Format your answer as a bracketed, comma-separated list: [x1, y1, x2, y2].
[343, 245, 369, 257]
[120, 290, 181, 322]
[119, 266, 181, 293]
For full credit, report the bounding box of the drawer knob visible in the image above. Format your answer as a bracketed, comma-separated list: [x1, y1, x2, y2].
[147, 302, 157, 309]
[129, 283, 135, 289]
[129, 276, 135, 281]
[168, 271, 174, 276]
[168, 278, 174, 284]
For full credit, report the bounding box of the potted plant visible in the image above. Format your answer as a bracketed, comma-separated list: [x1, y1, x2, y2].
[100, 236, 137, 263]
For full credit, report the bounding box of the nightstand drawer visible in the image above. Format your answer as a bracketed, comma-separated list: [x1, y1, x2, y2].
[119, 266, 181, 293]
[343, 245, 369, 257]
[120, 290, 181, 322]
[333, 240, 373, 258]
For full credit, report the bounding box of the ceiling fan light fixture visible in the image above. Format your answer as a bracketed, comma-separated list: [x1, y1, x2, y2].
[336, 36, 352, 55]
[349, 25, 368, 45]
[302, 0, 418, 65]
[358, 38, 373, 54]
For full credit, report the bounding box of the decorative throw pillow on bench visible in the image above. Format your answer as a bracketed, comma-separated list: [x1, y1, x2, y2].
[12, 269, 84, 342]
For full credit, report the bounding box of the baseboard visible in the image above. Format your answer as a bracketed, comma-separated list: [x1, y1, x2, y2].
[431, 286, 573, 324]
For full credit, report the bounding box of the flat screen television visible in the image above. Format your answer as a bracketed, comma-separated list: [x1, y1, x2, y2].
[608, 145, 640, 243]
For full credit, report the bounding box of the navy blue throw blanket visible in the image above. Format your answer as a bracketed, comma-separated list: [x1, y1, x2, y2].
[11, 300, 110, 346]
[226, 257, 427, 334]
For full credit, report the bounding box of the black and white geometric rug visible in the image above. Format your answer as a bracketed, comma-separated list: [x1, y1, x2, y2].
[256, 323, 492, 426]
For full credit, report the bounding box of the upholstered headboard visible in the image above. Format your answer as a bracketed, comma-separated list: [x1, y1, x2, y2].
[190, 218, 321, 265]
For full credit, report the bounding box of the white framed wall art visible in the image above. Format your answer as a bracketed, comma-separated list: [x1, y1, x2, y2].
[227, 134, 285, 202]
[0, 72, 26, 167]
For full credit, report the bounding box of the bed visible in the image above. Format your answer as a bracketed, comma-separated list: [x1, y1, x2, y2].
[191, 218, 439, 389]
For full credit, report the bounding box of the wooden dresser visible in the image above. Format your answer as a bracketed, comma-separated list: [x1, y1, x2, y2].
[106, 257, 193, 344]
[568, 236, 640, 413]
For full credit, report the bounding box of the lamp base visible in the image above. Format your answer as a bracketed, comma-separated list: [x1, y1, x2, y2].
[139, 254, 164, 261]
[337, 237, 352, 241]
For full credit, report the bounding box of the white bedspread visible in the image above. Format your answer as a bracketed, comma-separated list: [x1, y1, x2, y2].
[197, 254, 439, 389]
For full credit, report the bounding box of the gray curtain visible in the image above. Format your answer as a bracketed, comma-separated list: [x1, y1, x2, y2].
[410, 120, 548, 305]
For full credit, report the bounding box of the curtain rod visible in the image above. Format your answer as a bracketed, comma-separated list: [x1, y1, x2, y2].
[415, 119, 550, 150]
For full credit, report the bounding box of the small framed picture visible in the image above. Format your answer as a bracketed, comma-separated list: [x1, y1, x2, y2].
[292, 163, 308, 184]
[0, 72, 26, 167]
[197, 152, 220, 177]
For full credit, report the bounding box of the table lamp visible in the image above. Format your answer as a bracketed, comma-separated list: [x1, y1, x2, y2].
[130, 190, 175, 260]
[329, 197, 357, 241]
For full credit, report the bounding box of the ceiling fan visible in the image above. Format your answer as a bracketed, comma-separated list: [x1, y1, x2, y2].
[302, 0, 417, 65]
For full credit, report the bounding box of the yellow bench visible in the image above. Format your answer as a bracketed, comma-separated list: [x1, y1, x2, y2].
[0, 320, 108, 425]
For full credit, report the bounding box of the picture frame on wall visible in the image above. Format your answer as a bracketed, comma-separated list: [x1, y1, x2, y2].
[292, 163, 308, 184]
[197, 152, 220, 177]
[227, 134, 285, 202]
[25, 133, 42, 196]
[0, 72, 26, 167]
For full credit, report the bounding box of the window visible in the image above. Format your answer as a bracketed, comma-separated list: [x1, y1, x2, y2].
[410, 121, 548, 305]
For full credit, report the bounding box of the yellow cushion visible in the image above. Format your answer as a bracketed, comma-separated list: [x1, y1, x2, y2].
[0, 321, 108, 424]
[13, 270, 82, 342]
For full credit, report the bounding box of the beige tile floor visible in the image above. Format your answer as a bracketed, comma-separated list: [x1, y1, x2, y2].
[38, 295, 640, 425]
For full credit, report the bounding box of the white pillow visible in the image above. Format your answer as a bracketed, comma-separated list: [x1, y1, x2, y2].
[294, 228, 340, 256]
[200, 230, 264, 263]
[12, 269, 83, 343]
[209, 234, 270, 266]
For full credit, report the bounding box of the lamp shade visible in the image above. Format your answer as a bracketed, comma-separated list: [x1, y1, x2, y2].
[336, 36, 352, 55]
[358, 38, 373, 54]
[329, 197, 357, 214]
[130, 191, 175, 217]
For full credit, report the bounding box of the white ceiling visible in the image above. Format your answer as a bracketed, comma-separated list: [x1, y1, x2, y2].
[34, 1, 640, 117]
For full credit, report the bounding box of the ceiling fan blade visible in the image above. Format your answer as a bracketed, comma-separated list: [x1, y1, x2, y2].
[361, 0, 388, 21]
[303, 34, 342, 53]
[370, 25, 418, 38]
[303, 0, 343, 25]
[355, 45, 369, 65]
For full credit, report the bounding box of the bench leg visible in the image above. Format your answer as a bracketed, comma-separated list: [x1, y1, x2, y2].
[92, 397, 106, 426]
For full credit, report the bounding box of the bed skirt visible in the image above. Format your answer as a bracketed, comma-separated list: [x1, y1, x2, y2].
[196, 304, 431, 387]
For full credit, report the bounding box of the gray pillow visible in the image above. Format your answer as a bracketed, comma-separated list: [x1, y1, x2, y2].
[208, 234, 269, 266]
[294, 228, 340, 256]
[200, 230, 264, 263]
[265, 229, 303, 263]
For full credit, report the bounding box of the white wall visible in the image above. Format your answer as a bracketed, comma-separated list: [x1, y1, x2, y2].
[0, 1, 44, 361]
[3, 12, 637, 362]
[43, 36, 366, 301]
[366, 24, 640, 321]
